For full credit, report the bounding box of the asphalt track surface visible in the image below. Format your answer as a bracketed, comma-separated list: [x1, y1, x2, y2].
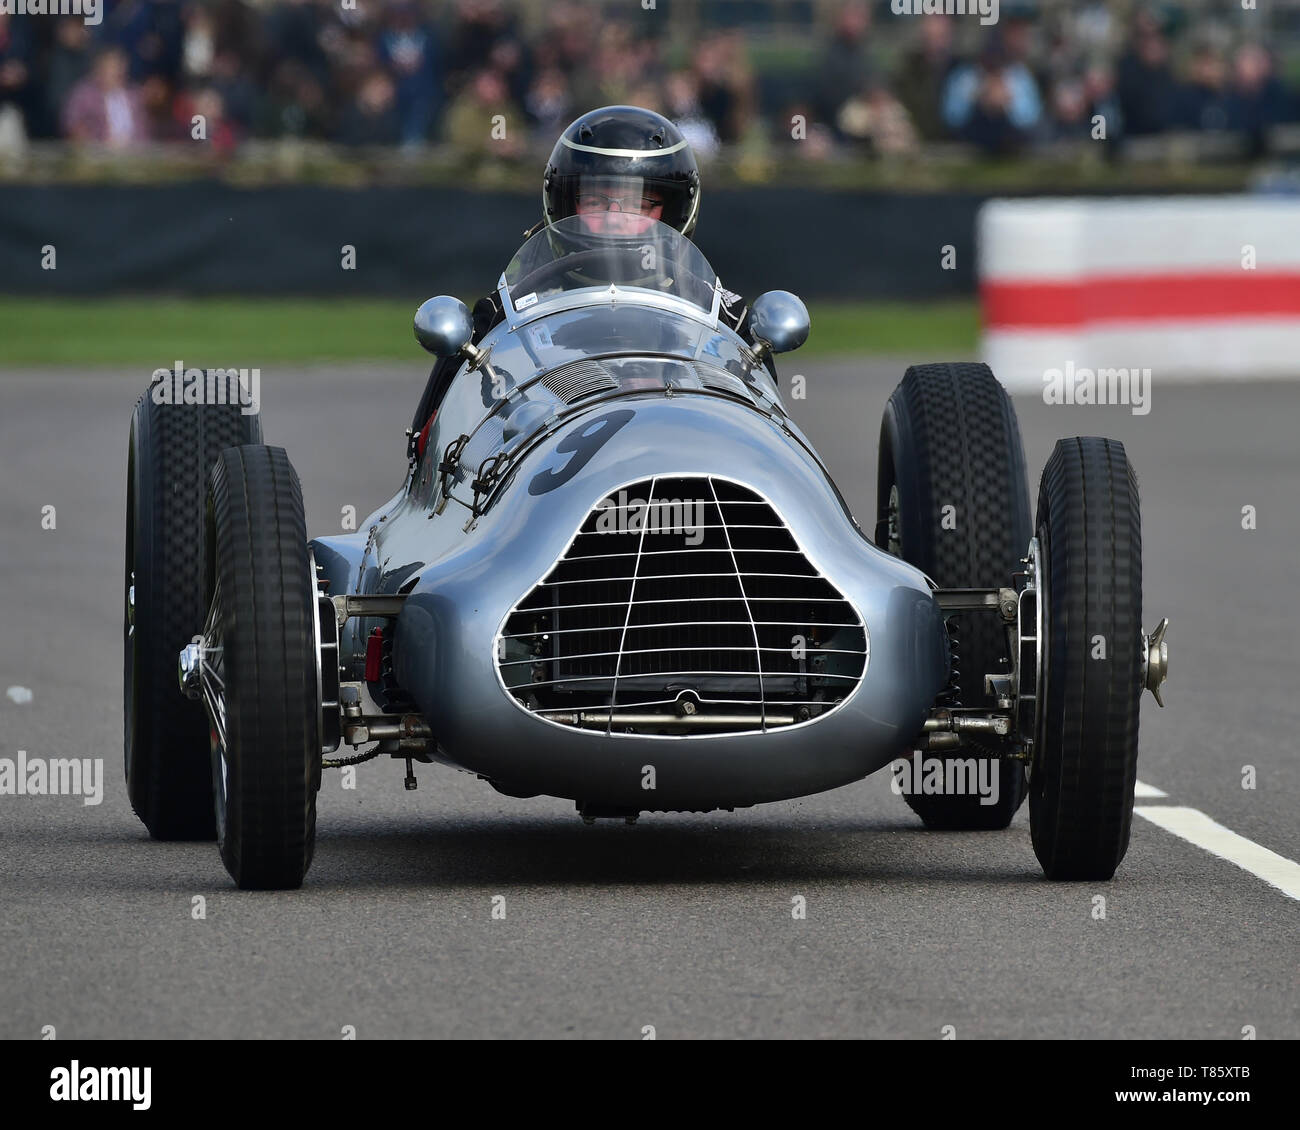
[0, 359, 1296, 1040]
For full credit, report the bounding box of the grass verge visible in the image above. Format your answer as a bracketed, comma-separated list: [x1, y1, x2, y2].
[0, 297, 978, 366]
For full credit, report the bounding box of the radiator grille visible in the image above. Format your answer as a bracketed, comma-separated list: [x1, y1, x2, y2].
[498, 476, 867, 736]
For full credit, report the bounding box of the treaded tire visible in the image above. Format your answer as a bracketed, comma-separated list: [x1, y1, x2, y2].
[124, 392, 262, 840]
[876, 362, 1030, 829]
[206, 445, 320, 890]
[1030, 437, 1142, 880]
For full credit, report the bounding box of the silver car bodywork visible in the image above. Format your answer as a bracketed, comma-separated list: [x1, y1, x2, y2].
[311, 222, 948, 811]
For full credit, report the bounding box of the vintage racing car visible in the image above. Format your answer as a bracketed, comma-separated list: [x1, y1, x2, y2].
[123, 217, 1169, 888]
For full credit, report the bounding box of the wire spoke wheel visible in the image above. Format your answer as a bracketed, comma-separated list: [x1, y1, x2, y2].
[199, 578, 230, 829]
[206, 444, 321, 890]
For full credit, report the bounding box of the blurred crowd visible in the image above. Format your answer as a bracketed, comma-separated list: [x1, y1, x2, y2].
[0, 0, 1296, 159]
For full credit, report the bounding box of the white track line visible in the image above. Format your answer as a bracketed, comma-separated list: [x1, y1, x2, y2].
[1133, 780, 1168, 798]
[1134, 806, 1300, 902]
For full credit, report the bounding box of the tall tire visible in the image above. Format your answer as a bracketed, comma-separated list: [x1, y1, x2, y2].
[876, 363, 1030, 829]
[206, 445, 321, 890]
[124, 393, 262, 840]
[1030, 437, 1142, 880]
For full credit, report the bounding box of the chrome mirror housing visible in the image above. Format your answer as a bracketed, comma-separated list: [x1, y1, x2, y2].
[748, 290, 810, 358]
[414, 296, 480, 361]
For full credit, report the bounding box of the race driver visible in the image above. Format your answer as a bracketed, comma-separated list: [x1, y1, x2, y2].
[411, 105, 752, 448]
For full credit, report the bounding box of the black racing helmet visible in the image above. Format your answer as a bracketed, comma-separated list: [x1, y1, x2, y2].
[542, 106, 701, 239]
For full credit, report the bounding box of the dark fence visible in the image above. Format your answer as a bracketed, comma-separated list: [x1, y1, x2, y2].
[0, 185, 982, 301]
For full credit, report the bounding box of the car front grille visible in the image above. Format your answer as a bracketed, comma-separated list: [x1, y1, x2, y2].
[497, 475, 867, 736]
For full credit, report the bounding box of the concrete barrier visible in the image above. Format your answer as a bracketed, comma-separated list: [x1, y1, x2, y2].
[978, 196, 1300, 387]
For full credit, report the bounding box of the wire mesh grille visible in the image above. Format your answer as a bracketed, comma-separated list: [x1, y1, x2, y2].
[499, 476, 867, 736]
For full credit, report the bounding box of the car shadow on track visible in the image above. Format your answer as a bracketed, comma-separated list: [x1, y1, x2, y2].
[301, 816, 1042, 891]
[8, 810, 1041, 893]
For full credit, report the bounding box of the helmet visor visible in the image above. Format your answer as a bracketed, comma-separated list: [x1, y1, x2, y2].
[570, 176, 667, 237]
[550, 172, 696, 236]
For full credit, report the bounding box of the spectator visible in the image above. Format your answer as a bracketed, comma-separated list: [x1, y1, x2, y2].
[1116, 9, 1178, 136]
[626, 80, 665, 116]
[62, 46, 152, 147]
[1001, 8, 1041, 74]
[327, 19, 382, 100]
[442, 67, 524, 161]
[524, 67, 572, 137]
[1071, 2, 1115, 59]
[1226, 43, 1294, 155]
[265, 0, 332, 88]
[445, 0, 515, 93]
[589, 23, 646, 108]
[532, 1, 594, 73]
[1048, 75, 1091, 140]
[1002, 8, 1058, 136]
[43, 18, 93, 140]
[1040, 9, 1086, 83]
[836, 78, 918, 157]
[140, 73, 178, 141]
[894, 14, 956, 142]
[0, 11, 35, 143]
[211, 0, 263, 65]
[531, 1, 599, 108]
[815, 0, 873, 133]
[778, 97, 836, 159]
[377, 1, 442, 146]
[1176, 39, 1232, 132]
[692, 30, 755, 144]
[489, 37, 531, 107]
[255, 58, 332, 139]
[173, 85, 241, 151]
[111, 0, 186, 85]
[9, 0, 1300, 164]
[1047, 59, 1122, 144]
[210, 49, 258, 133]
[337, 69, 401, 146]
[666, 70, 721, 159]
[1083, 61, 1124, 143]
[182, 4, 217, 82]
[943, 41, 1042, 155]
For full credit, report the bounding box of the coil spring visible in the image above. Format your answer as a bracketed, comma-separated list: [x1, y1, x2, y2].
[936, 615, 1005, 759]
[938, 615, 961, 705]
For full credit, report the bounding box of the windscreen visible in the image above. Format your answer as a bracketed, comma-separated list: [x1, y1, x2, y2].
[504, 215, 719, 316]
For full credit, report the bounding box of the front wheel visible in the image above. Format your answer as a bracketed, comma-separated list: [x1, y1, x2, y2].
[877, 362, 1031, 829]
[205, 445, 321, 890]
[1030, 437, 1143, 880]
[124, 391, 261, 839]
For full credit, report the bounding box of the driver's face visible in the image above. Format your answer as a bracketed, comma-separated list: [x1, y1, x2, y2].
[575, 183, 665, 236]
